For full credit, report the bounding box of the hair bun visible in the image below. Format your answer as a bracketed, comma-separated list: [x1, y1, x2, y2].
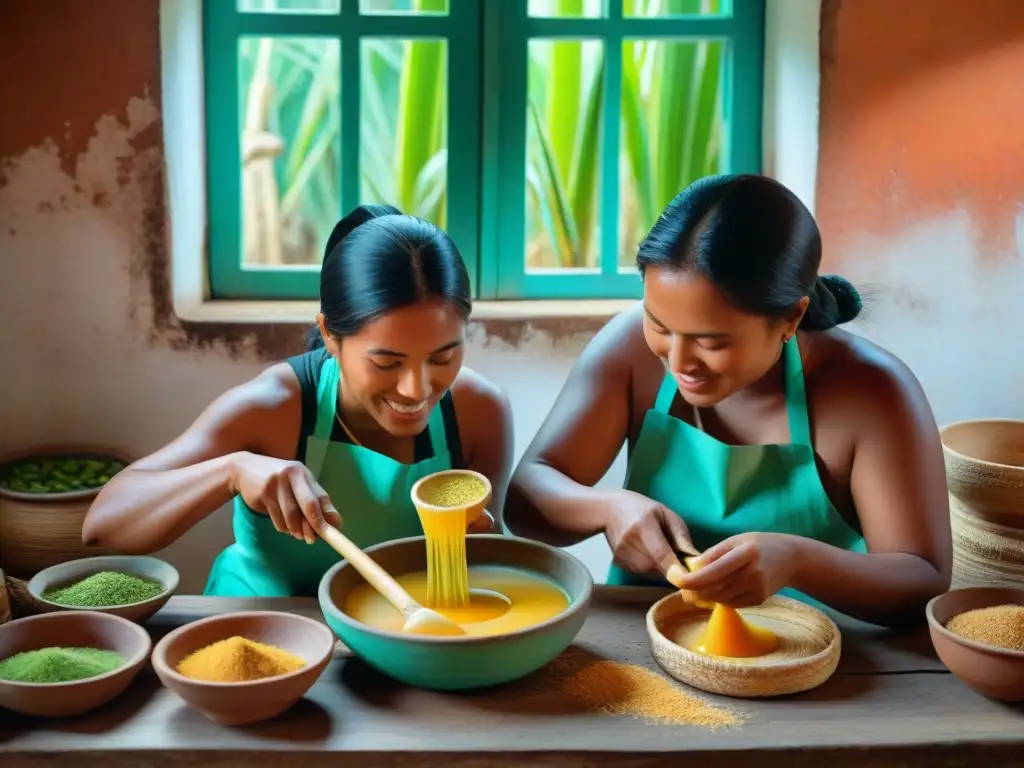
[323, 204, 402, 263]
[819, 274, 862, 325]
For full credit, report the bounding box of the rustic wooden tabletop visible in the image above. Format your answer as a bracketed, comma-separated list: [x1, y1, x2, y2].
[2, 587, 1023, 768]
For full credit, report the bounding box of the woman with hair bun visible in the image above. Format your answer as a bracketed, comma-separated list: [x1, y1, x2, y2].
[506, 175, 950, 626]
[83, 205, 514, 597]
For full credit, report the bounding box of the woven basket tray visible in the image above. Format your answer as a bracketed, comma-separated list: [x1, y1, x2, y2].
[646, 592, 841, 698]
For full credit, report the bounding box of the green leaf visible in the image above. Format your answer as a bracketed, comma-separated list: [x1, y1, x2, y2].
[569, 52, 604, 268]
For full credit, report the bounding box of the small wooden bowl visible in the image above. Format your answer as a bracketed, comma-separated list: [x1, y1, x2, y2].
[926, 587, 1024, 701]
[0, 610, 151, 717]
[647, 592, 842, 698]
[28, 555, 179, 624]
[151, 611, 335, 726]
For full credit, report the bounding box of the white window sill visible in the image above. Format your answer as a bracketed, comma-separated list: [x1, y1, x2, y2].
[174, 298, 637, 326]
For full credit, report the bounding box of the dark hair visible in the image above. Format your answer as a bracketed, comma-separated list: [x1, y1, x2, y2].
[306, 204, 472, 350]
[636, 174, 862, 331]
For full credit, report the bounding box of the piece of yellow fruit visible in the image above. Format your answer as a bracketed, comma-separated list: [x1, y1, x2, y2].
[682, 552, 779, 658]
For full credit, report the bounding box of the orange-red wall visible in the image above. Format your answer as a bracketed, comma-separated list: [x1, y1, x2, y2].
[817, 0, 1023, 414]
[819, 0, 1024, 260]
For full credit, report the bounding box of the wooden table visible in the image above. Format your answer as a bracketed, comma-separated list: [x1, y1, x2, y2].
[2, 587, 1023, 767]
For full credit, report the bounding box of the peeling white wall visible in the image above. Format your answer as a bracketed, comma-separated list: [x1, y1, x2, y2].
[0, 98, 623, 592]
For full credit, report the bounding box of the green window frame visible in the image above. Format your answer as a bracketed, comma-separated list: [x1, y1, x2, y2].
[203, 0, 764, 301]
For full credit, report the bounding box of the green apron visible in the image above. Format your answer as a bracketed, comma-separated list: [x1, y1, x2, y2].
[607, 338, 867, 607]
[204, 356, 452, 597]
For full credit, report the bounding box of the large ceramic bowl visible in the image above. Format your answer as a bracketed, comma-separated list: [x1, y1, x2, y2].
[318, 534, 593, 691]
[28, 555, 179, 624]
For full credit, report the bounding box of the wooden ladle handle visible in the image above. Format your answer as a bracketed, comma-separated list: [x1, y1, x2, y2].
[317, 524, 419, 617]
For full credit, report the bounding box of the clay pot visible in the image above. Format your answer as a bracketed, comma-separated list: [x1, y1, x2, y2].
[940, 419, 1024, 590]
[0, 446, 131, 579]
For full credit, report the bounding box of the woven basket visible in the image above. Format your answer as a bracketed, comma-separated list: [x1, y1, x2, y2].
[941, 419, 1024, 590]
[646, 592, 841, 698]
[0, 445, 129, 579]
[0, 569, 10, 625]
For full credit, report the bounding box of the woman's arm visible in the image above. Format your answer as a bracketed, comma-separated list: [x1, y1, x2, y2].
[451, 369, 515, 531]
[82, 365, 302, 554]
[790, 356, 952, 624]
[503, 311, 637, 547]
[680, 353, 952, 627]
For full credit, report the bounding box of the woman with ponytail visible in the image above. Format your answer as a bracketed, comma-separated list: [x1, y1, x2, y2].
[84, 205, 513, 597]
[506, 175, 950, 626]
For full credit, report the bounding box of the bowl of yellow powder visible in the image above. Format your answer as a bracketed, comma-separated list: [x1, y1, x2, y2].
[151, 610, 336, 725]
[0, 609, 152, 717]
[319, 533, 594, 691]
[927, 586, 1024, 701]
[28, 554, 180, 624]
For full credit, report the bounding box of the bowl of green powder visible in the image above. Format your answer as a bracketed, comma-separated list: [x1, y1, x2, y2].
[0, 609, 151, 717]
[28, 555, 179, 624]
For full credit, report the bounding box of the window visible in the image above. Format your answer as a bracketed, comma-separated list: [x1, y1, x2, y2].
[202, 0, 764, 301]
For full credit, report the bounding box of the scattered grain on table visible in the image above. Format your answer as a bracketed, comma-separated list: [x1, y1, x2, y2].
[43, 571, 164, 607]
[946, 604, 1024, 652]
[465, 647, 744, 730]
[0, 647, 123, 683]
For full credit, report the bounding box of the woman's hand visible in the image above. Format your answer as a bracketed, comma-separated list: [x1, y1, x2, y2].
[675, 532, 800, 608]
[601, 490, 698, 581]
[230, 452, 343, 544]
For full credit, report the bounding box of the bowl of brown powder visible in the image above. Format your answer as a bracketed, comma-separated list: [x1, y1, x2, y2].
[927, 587, 1024, 701]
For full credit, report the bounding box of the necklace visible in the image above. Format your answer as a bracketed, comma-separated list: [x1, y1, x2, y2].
[335, 379, 364, 447]
[335, 411, 363, 447]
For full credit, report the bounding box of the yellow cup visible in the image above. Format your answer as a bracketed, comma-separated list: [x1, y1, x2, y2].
[410, 469, 492, 526]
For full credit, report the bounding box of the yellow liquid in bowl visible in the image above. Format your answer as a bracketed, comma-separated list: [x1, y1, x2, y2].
[342, 565, 571, 637]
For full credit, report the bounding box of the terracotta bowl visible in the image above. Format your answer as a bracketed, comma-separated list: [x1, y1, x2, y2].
[0, 610, 151, 717]
[27, 555, 179, 624]
[926, 587, 1024, 702]
[647, 592, 842, 698]
[151, 611, 335, 726]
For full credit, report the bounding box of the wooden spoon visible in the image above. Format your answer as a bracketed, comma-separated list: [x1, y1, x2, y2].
[317, 524, 466, 637]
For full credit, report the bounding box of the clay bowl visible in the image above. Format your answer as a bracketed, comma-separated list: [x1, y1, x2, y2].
[151, 611, 335, 726]
[926, 587, 1024, 702]
[647, 592, 842, 698]
[28, 555, 179, 624]
[0, 610, 151, 717]
[318, 534, 593, 691]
